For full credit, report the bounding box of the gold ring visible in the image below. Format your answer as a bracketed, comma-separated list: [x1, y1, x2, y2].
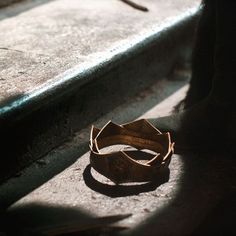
[89, 119, 174, 184]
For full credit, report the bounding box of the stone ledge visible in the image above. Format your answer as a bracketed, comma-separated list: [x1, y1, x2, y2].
[0, 0, 200, 122]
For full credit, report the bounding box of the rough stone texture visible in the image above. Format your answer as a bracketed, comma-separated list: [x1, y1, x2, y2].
[0, 0, 200, 110]
[1, 68, 236, 235]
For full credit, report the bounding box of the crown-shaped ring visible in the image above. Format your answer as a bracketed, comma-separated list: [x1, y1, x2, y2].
[89, 119, 174, 184]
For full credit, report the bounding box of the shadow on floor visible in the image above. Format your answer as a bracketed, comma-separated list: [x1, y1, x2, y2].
[83, 164, 170, 198]
[1, 151, 235, 236]
[1, 202, 129, 235]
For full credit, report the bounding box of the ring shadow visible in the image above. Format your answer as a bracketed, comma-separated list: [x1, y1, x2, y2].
[83, 164, 170, 198]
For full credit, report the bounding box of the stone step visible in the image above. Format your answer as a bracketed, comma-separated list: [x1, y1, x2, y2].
[0, 0, 200, 181]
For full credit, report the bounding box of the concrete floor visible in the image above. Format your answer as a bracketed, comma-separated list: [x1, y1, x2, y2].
[1, 68, 236, 235]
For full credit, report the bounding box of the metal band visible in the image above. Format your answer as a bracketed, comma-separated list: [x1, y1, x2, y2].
[90, 119, 174, 184]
